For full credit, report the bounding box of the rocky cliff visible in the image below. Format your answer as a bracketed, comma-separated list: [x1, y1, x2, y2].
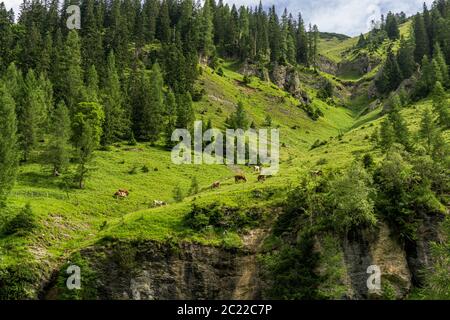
[43, 215, 444, 300]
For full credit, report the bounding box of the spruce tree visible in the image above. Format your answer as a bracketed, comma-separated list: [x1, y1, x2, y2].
[72, 102, 105, 189]
[419, 108, 437, 153]
[62, 30, 85, 112]
[433, 43, 449, 86]
[378, 119, 395, 151]
[397, 37, 416, 80]
[385, 12, 400, 40]
[0, 82, 19, 206]
[199, 0, 215, 59]
[164, 90, 177, 148]
[432, 82, 450, 129]
[176, 92, 195, 130]
[226, 101, 249, 130]
[388, 100, 411, 150]
[376, 47, 402, 94]
[45, 101, 71, 176]
[102, 51, 126, 145]
[85, 65, 100, 102]
[145, 63, 164, 144]
[157, 0, 171, 43]
[19, 69, 48, 162]
[413, 14, 430, 63]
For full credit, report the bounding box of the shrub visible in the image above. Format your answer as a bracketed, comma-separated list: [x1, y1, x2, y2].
[311, 139, 327, 150]
[3, 204, 37, 236]
[362, 153, 375, 169]
[299, 104, 323, 121]
[184, 202, 261, 232]
[128, 132, 137, 146]
[189, 176, 199, 195]
[173, 186, 184, 203]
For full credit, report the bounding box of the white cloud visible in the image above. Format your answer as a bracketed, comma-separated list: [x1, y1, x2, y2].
[2, 0, 22, 17]
[224, 0, 435, 36]
[2, 0, 435, 36]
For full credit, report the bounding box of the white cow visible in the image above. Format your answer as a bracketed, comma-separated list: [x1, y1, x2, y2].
[153, 200, 167, 207]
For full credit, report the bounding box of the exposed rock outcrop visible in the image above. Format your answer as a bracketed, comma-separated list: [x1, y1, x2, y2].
[341, 223, 412, 299]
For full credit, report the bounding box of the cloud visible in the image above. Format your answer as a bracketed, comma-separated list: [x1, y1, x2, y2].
[224, 0, 435, 36]
[2, 0, 435, 36]
[2, 0, 22, 16]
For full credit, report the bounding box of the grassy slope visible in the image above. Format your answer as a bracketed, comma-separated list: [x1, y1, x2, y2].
[1, 42, 448, 293]
[318, 20, 412, 81]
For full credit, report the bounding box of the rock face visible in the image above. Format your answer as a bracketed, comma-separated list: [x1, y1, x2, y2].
[341, 223, 412, 299]
[269, 63, 311, 103]
[317, 55, 338, 75]
[337, 53, 381, 78]
[43, 220, 443, 300]
[61, 238, 264, 300]
[239, 61, 269, 82]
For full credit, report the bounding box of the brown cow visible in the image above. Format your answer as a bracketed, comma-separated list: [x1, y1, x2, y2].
[211, 181, 221, 189]
[257, 175, 266, 182]
[235, 174, 247, 183]
[114, 189, 129, 198]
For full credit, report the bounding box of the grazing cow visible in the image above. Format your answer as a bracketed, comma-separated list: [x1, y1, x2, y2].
[235, 174, 248, 183]
[254, 166, 261, 173]
[153, 200, 167, 207]
[257, 175, 266, 182]
[114, 189, 129, 199]
[211, 181, 221, 189]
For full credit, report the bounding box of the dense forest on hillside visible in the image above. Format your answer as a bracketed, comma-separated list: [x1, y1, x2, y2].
[0, 0, 449, 301]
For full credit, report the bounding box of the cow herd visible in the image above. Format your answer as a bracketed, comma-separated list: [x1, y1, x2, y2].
[113, 166, 271, 206]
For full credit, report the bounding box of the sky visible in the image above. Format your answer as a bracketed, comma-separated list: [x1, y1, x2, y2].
[2, 0, 435, 36]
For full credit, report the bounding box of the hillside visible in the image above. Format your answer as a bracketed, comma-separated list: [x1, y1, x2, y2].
[0, 0, 449, 302]
[1, 56, 448, 299]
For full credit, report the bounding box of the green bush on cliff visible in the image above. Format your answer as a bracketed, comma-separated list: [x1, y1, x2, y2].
[184, 202, 262, 232]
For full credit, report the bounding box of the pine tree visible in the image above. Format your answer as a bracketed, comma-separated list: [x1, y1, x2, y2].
[176, 92, 195, 129]
[268, 6, 281, 64]
[198, 0, 215, 59]
[142, 0, 159, 42]
[432, 82, 450, 129]
[376, 47, 402, 94]
[81, 0, 103, 71]
[45, 101, 71, 176]
[0, 81, 19, 206]
[413, 14, 430, 63]
[388, 99, 411, 149]
[19, 69, 48, 162]
[385, 12, 400, 40]
[417, 56, 443, 97]
[157, 0, 171, 43]
[145, 63, 164, 144]
[378, 119, 395, 151]
[62, 30, 85, 112]
[397, 37, 416, 79]
[72, 102, 105, 189]
[433, 43, 449, 86]
[164, 89, 177, 148]
[226, 101, 249, 130]
[102, 51, 126, 145]
[85, 65, 100, 102]
[419, 108, 437, 153]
